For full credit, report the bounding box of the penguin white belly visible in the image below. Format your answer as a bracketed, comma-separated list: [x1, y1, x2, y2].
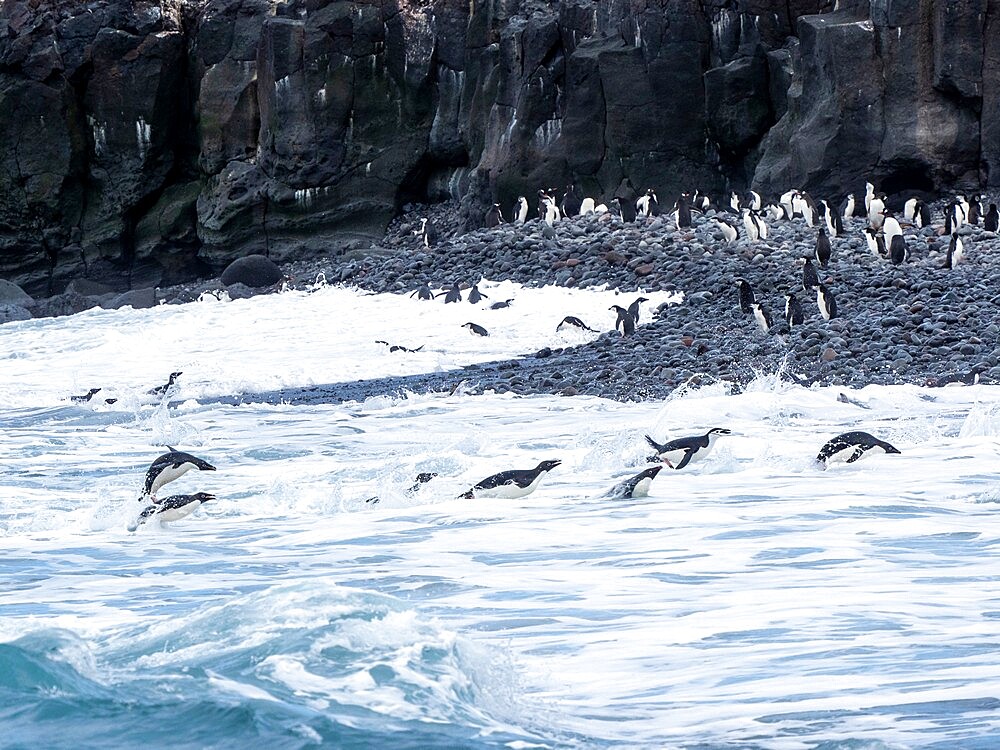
[476, 473, 546, 499]
[824, 444, 883, 465]
[629, 477, 654, 498]
[156, 502, 201, 522]
[580, 198, 596, 214]
[149, 462, 196, 495]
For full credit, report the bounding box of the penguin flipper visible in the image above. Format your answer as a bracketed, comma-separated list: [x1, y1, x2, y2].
[644, 435, 665, 453]
[674, 450, 696, 471]
[458, 489, 475, 499]
[845, 447, 867, 463]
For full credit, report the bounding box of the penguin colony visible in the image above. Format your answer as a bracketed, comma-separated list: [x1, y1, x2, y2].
[123, 427, 900, 529]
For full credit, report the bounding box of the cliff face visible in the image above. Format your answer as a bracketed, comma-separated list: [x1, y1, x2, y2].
[0, 0, 995, 296]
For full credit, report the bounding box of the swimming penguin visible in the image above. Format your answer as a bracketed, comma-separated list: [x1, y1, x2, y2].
[376, 340, 424, 353]
[468, 284, 489, 304]
[815, 431, 900, 467]
[604, 465, 663, 499]
[735, 278, 755, 314]
[985, 204, 999, 232]
[410, 284, 434, 300]
[514, 196, 529, 224]
[557, 315, 598, 333]
[635, 188, 657, 216]
[626, 296, 649, 325]
[751, 301, 772, 333]
[610, 304, 636, 337]
[560, 184, 582, 218]
[816, 284, 837, 320]
[148, 371, 183, 397]
[815, 228, 832, 269]
[889, 235, 907, 265]
[644, 428, 732, 470]
[458, 459, 562, 499]
[71, 388, 102, 403]
[800, 258, 820, 290]
[462, 322, 489, 337]
[784, 293, 804, 326]
[485, 203, 504, 228]
[944, 233, 964, 269]
[141, 449, 217, 500]
[490, 299, 514, 309]
[437, 283, 463, 303]
[840, 194, 855, 221]
[713, 217, 739, 243]
[673, 193, 691, 227]
[129, 492, 216, 530]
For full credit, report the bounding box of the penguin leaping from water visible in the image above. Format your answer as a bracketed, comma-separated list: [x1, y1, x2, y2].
[557, 315, 598, 333]
[816, 431, 900, 468]
[604, 465, 663, 499]
[129, 492, 216, 531]
[459, 459, 562, 499]
[141, 449, 217, 501]
[645, 428, 732, 470]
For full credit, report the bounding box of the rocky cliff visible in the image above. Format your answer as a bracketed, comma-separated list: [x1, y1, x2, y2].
[0, 0, 996, 296]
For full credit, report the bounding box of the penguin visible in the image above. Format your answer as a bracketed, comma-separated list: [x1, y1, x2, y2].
[820, 200, 842, 237]
[610, 305, 636, 337]
[129, 492, 216, 530]
[868, 193, 886, 229]
[736, 278, 755, 314]
[413, 218, 436, 247]
[816, 284, 837, 320]
[458, 459, 562, 499]
[673, 193, 691, 227]
[604, 465, 663, 500]
[514, 196, 529, 224]
[141, 449, 216, 500]
[626, 296, 649, 325]
[462, 322, 489, 337]
[560, 184, 582, 218]
[437, 282, 463, 303]
[149, 371, 182, 397]
[784, 292, 804, 326]
[751, 302, 772, 333]
[376, 340, 424, 353]
[779, 189, 796, 220]
[815, 228, 832, 269]
[615, 178, 638, 222]
[839, 194, 856, 221]
[815, 431, 900, 467]
[944, 233, 964, 269]
[864, 181, 875, 214]
[714, 217, 739, 243]
[889, 235, 907, 266]
[945, 200, 965, 233]
[864, 227, 887, 259]
[968, 194, 983, 225]
[557, 315, 598, 333]
[644, 428, 731, 470]
[636, 188, 658, 218]
[410, 284, 434, 300]
[490, 299, 514, 309]
[729, 191, 741, 211]
[579, 197, 596, 215]
[607, 198, 624, 221]
[801, 258, 820, 290]
[914, 199, 932, 229]
[467, 284, 489, 304]
[765, 203, 785, 222]
[741, 208, 767, 241]
[485, 203, 504, 228]
[537, 190, 553, 222]
[903, 197, 919, 221]
[794, 191, 819, 226]
[693, 190, 712, 211]
[71, 388, 102, 403]
[544, 199, 560, 225]
[882, 211, 903, 246]
[985, 203, 999, 232]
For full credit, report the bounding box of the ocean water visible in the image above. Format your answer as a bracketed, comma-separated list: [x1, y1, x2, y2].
[2, 281, 1000, 749]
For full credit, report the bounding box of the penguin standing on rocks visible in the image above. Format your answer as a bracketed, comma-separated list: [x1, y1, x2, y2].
[627, 296, 649, 325]
[644, 428, 732, 470]
[945, 199, 965, 233]
[985, 203, 999, 232]
[437, 282, 463, 303]
[864, 227, 887, 259]
[560, 184, 582, 218]
[636, 188, 658, 218]
[821, 200, 843, 237]
[485, 203, 504, 228]
[459, 459, 562, 499]
[537, 190, 553, 222]
[864, 181, 876, 214]
[840, 193, 856, 221]
[514, 196, 529, 224]
[611, 305, 636, 337]
[889, 235, 907, 265]
[747, 190, 762, 210]
[969, 194, 983, 225]
[729, 191, 741, 211]
[673, 193, 692, 227]
[736, 278, 755, 314]
[741, 209, 767, 240]
[467, 284, 489, 304]
[882, 211, 903, 246]
[604, 465, 663, 499]
[944, 233, 964, 269]
[815, 228, 832, 269]
[913, 199, 932, 229]
[615, 178, 638, 222]
[557, 315, 599, 333]
[141, 449, 217, 501]
[411, 284, 434, 300]
[800, 258, 820, 290]
[817, 283, 837, 320]
[868, 193, 886, 229]
[714, 217, 739, 243]
[816, 431, 900, 467]
[784, 293, 804, 327]
[751, 301, 773, 333]
[462, 322, 489, 337]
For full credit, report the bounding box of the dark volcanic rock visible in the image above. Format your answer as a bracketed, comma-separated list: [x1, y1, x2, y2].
[220, 254, 283, 288]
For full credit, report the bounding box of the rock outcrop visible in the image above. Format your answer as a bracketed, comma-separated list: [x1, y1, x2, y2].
[1, 0, 998, 299]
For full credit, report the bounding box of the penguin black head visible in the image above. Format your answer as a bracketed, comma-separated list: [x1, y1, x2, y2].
[536, 459, 562, 472]
[707, 428, 732, 436]
[168, 371, 183, 384]
[880, 442, 902, 455]
[190, 492, 216, 503]
[194, 457, 217, 472]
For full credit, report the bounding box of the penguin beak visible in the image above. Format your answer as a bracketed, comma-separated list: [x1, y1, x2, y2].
[199, 461, 217, 471]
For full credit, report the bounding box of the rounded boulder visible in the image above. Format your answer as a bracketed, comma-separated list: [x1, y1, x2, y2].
[221, 255, 283, 288]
